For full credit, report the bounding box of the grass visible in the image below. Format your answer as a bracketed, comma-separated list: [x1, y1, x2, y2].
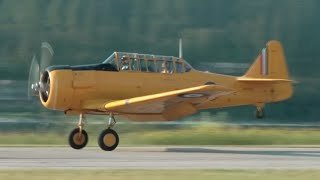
[122, 125, 320, 145]
[0, 170, 320, 180]
[1, 124, 320, 146]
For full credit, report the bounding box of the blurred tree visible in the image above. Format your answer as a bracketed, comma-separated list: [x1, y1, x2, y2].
[0, 0, 319, 121]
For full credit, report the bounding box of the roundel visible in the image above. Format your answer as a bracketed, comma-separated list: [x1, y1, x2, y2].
[178, 93, 206, 98]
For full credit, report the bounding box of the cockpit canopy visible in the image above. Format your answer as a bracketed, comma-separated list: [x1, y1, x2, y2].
[103, 52, 193, 73]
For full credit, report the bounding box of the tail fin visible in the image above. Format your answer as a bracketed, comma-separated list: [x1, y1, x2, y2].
[244, 40, 290, 79]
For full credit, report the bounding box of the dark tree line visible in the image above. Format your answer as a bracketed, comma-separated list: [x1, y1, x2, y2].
[0, 0, 319, 121]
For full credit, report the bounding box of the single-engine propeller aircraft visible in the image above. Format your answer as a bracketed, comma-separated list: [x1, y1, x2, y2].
[28, 40, 293, 151]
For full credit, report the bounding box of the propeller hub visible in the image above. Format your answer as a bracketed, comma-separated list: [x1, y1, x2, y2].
[39, 71, 50, 103]
[30, 82, 40, 95]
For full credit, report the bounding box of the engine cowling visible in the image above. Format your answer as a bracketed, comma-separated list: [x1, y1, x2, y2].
[40, 69, 74, 111]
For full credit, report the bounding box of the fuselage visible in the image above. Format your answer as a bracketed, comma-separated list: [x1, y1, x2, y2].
[40, 66, 292, 114]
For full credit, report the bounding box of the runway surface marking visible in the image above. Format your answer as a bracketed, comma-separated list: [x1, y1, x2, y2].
[1, 146, 320, 169]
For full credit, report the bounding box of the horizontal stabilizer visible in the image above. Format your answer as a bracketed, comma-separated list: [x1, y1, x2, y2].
[237, 77, 293, 83]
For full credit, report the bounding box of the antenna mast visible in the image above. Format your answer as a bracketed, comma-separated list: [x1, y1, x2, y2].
[179, 38, 183, 58]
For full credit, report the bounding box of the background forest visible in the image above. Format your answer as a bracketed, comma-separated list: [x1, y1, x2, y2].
[0, 0, 319, 124]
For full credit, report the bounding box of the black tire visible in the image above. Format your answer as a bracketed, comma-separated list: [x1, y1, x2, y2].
[68, 128, 88, 150]
[255, 108, 264, 119]
[98, 129, 119, 151]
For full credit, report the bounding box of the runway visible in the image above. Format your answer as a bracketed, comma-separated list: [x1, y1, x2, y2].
[1, 146, 320, 170]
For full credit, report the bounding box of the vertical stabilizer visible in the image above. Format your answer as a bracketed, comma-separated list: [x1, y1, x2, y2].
[244, 41, 290, 79]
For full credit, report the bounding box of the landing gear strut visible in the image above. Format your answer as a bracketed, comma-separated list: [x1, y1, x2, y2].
[98, 113, 119, 151]
[255, 106, 265, 119]
[68, 114, 88, 149]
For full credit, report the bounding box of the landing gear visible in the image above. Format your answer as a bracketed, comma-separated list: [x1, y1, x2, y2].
[255, 106, 265, 119]
[68, 114, 88, 149]
[98, 129, 119, 151]
[98, 113, 119, 151]
[68, 128, 88, 149]
[67, 113, 119, 151]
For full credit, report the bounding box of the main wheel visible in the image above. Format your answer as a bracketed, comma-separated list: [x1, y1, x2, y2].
[98, 129, 119, 151]
[255, 107, 264, 119]
[68, 128, 88, 150]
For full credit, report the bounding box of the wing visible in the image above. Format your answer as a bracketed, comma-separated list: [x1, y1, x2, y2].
[82, 85, 233, 121]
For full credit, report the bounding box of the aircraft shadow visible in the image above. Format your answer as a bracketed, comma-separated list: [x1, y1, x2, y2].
[165, 147, 320, 158]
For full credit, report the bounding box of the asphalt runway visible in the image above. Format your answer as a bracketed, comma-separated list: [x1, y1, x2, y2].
[1, 146, 320, 170]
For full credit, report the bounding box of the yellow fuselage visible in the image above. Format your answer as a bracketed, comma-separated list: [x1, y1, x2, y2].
[41, 69, 292, 118]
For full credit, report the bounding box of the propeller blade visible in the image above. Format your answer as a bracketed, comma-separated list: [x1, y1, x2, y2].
[40, 42, 54, 72]
[28, 42, 54, 101]
[27, 55, 40, 99]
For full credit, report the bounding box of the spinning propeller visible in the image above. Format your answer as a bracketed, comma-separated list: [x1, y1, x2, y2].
[27, 42, 54, 101]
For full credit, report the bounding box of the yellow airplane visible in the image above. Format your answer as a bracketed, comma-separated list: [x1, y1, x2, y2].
[28, 40, 293, 151]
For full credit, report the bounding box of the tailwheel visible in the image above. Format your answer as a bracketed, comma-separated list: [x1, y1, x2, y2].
[98, 129, 119, 151]
[255, 107, 265, 119]
[68, 128, 88, 149]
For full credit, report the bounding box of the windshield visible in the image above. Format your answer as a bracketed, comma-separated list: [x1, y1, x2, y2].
[102, 52, 116, 64]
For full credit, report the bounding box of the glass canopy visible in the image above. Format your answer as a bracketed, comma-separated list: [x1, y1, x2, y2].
[102, 52, 192, 73]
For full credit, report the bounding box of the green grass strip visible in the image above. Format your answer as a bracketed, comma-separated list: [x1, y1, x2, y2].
[1, 125, 320, 145]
